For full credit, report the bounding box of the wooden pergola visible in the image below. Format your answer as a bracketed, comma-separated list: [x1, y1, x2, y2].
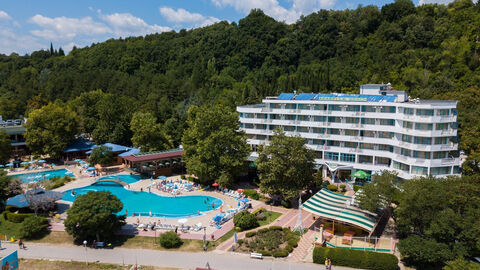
[121, 148, 185, 176]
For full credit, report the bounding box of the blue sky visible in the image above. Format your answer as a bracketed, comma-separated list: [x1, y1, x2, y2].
[0, 0, 451, 55]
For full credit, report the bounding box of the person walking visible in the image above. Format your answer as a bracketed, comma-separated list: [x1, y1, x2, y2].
[325, 257, 329, 270]
[328, 258, 332, 270]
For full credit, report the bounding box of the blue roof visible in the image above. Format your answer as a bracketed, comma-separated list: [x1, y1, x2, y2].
[294, 93, 317, 100]
[277, 93, 296, 100]
[86, 143, 133, 154]
[64, 140, 96, 153]
[7, 189, 63, 208]
[118, 148, 140, 157]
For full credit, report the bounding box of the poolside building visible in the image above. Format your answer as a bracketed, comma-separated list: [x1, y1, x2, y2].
[0, 124, 27, 157]
[237, 84, 461, 180]
[120, 148, 185, 176]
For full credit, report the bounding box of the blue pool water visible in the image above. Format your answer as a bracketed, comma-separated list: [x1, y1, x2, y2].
[62, 174, 223, 218]
[10, 169, 74, 183]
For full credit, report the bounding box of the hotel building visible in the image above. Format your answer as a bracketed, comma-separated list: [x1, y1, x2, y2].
[237, 84, 461, 180]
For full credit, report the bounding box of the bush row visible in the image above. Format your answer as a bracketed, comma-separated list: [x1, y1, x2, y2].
[244, 189, 260, 200]
[3, 211, 34, 223]
[327, 185, 338, 192]
[313, 247, 398, 270]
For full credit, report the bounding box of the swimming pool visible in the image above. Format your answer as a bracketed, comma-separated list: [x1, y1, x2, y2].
[10, 169, 75, 183]
[62, 174, 223, 218]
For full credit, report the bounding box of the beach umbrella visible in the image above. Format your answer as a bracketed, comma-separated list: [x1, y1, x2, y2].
[137, 224, 146, 228]
[6, 163, 13, 167]
[157, 176, 167, 180]
[350, 170, 370, 179]
[0, 165, 4, 168]
[87, 167, 95, 171]
[212, 183, 219, 187]
[37, 160, 46, 163]
[20, 161, 29, 165]
[237, 189, 244, 193]
[82, 164, 88, 168]
[178, 218, 188, 224]
[240, 198, 249, 203]
[74, 159, 82, 162]
[51, 163, 55, 166]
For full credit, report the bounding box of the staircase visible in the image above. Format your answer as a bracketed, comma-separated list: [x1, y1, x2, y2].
[289, 229, 316, 262]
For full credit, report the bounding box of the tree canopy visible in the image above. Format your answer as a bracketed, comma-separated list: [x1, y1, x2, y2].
[0, 131, 11, 164]
[130, 111, 173, 152]
[256, 129, 315, 201]
[88, 145, 114, 165]
[64, 191, 125, 242]
[182, 104, 249, 185]
[25, 102, 78, 159]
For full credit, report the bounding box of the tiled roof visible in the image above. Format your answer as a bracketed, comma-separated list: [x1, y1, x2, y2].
[122, 148, 184, 162]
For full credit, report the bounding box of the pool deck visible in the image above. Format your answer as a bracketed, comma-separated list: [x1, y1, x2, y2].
[50, 170, 245, 238]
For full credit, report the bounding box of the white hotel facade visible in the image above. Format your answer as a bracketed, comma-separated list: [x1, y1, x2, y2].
[237, 84, 461, 180]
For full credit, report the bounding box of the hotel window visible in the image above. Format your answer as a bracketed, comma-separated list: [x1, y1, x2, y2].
[416, 109, 434, 116]
[346, 105, 360, 112]
[257, 113, 268, 119]
[401, 134, 412, 143]
[378, 131, 393, 139]
[414, 137, 432, 145]
[239, 123, 244, 128]
[413, 151, 430, 159]
[360, 143, 374, 150]
[403, 108, 414, 115]
[313, 139, 324, 145]
[438, 109, 450, 116]
[450, 122, 458, 129]
[401, 148, 411, 157]
[379, 119, 395, 126]
[283, 126, 295, 132]
[239, 113, 244, 118]
[298, 104, 310, 110]
[269, 125, 278, 130]
[434, 137, 449, 145]
[270, 114, 281, 120]
[346, 117, 359, 123]
[340, 153, 356, 163]
[378, 144, 393, 152]
[285, 114, 296, 120]
[415, 123, 433, 130]
[256, 124, 266, 130]
[257, 135, 266, 140]
[451, 109, 457, 115]
[361, 118, 375, 125]
[344, 142, 358, 148]
[327, 128, 340, 135]
[435, 123, 449, 130]
[431, 166, 451, 175]
[375, 157, 390, 166]
[315, 151, 323, 159]
[361, 106, 375, 112]
[328, 116, 341, 123]
[296, 126, 308, 133]
[381, 106, 396, 113]
[358, 155, 373, 164]
[403, 121, 413, 129]
[328, 104, 342, 111]
[285, 104, 296, 109]
[363, 131, 375, 137]
[393, 161, 410, 172]
[432, 151, 447, 159]
[344, 129, 359, 136]
[327, 140, 340, 147]
[245, 113, 255, 118]
[313, 104, 327, 110]
[325, 152, 339, 161]
[313, 116, 326, 122]
[453, 166, 461, 174]
[269, 103, 282, 109]
[244, 123, 254, 129]
[297, 115, 309, 121]
[411, 166, 428, 175]
[312, 128, 324, 134]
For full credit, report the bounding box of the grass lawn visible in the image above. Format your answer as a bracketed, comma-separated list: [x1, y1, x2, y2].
[19, 259, 178, 270]
[0, 215, 22, 239]
[258, 211, 282, 227]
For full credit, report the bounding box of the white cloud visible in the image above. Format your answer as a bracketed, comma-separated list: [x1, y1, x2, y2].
[0, 27, 46, 55]
[159, 7, 220, 27]
[418, 0, 453, 4]
[29, 14, 110, 41]
[0, 10, 11, 20]
[100, 12, 171, 37]
[212, 0, 335, 23]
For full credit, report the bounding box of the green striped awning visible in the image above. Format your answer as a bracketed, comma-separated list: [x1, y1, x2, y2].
[302, 188, 377, 232]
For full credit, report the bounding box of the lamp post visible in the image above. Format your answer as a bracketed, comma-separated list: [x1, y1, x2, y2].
[203, 227, 207, 251]
[83, 240, 88, 266]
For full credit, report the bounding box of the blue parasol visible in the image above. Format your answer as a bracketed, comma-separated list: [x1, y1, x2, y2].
[157, 176, 167, 180]
[239, 198, 249, 203]
[86, 167, 95, 171]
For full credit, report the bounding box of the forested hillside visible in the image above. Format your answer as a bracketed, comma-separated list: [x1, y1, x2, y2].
[0, 0, 479, 162]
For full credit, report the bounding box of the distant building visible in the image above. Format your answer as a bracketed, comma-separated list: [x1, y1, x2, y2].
[0, 125, 27, 157]
[120, 148, 185, 176]
[237, 84, 460, 180]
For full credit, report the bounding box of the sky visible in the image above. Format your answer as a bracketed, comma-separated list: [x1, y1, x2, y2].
[0, 0, 454, 55]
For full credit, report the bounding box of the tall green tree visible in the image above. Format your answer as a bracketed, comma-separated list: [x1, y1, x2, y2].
[64, 191, 125, 242]
[130, 111, 173, 152]
[0, 131, 11, 164]
[25, 103, 78, 159]
[356, 170, 400, 213]
[88, 145, 114, 165]
[256, 129, 315, 201]
[182, 104, 249, 185]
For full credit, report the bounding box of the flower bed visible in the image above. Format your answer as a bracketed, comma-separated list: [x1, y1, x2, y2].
[236, 226, 300, 257]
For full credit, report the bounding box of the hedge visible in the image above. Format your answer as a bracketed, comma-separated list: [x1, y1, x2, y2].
[158, 231, 183, 248]
[244, 189, 260, 200]
[353, 185, 361, 192]
[6, 212, 34, 223]
[313, 247, 398, 270]
[246, 231, 257, 237]
[327, 185, 338, 192]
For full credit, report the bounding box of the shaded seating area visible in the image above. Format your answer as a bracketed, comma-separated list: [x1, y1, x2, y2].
[121, 148, 185, 176]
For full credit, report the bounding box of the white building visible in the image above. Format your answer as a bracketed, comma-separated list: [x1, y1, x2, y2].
[237, 84, 461, 180]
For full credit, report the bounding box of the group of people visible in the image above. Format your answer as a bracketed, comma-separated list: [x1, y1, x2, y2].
[324, 257, 333, 269]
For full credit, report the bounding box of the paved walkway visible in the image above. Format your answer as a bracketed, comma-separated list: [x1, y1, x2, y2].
[0, 242, 359, 270]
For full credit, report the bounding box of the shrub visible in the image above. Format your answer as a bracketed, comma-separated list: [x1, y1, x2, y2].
[259, 250, 271, 256]
[340, 184, 346, 192]
[313, 247, 398, 270]
[280, 200, 291, 208]
[246, 231, 257, 238]
[6, 212, 34, 223]
[327, 185, 338, 192]
[180, 175, 186, 180]
[19, 216, 49, 239]
[285, 245, 294, 253]
[322, 180, 330, 188]
[252, 207, 265, 215]
[237, 239, 244, 245]
[269, 226, 282, 231]
[244, 189, 260, 200]
[273, 250, 289, 257]
[233, 210, 259, 231]
[353, 185, 361, 192]
[158, 231, 183, 248]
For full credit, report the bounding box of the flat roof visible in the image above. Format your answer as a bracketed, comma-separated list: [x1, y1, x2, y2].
[274, 93, 397, 103]
[122, 148, 184, 162]
[408, 99, 457, 105]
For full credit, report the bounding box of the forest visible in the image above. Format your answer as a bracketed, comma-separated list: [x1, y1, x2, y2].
[0, 0, 479, 165]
